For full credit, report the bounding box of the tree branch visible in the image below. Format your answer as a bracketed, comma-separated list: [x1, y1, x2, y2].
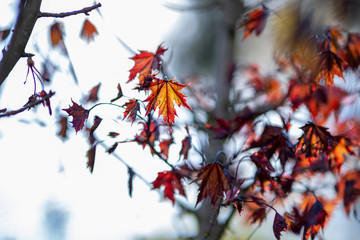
[39, 2, 102, 18]
[0, 90, 55, 118]
[0, 0, 42, 87]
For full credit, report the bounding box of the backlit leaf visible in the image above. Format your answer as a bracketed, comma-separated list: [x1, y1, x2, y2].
[296, 122, 334, 165]
[193, 162, 231, 206]
[128, 44, 167, 82]
[145, 78, 192, 125]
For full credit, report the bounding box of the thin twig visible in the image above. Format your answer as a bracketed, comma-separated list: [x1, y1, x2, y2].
[39, 3, 102, 18]
[0, 91, 55, 118]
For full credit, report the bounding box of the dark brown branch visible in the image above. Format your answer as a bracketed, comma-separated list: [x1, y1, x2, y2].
[0, 91, 55, 118]
[0, 0, 42, 87]
[39, 3, 102, 18]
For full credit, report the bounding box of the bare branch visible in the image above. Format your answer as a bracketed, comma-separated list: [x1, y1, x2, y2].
[0, 0, 42, 87]
[39, 3, 102, 18]
[0, 91, 55, 118]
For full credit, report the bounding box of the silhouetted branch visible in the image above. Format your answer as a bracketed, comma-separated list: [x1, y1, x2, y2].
[0, 0, 42, 87]
[0, 91, 55, 118]
[39, 3, 102, 18]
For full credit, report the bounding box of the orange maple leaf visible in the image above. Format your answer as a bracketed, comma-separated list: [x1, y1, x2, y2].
[80, 19, 98, 42]
[50, 22, 63, 47]
[128, 44, 167, 82]
[314, 50, 344, 86]
[193, 162, 232, 206]
[240, 6, 269, 40]
[144, 78, 192, 125]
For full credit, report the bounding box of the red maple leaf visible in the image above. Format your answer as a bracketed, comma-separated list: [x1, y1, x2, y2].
[193, 162, 232, 206]
[123, 99, 140, 124]
[144, 78, 192, 125]
[152, 170, 186, 204]
[128, 44, 167, 82]
[240, 5, 269, 40]
[62, 100, 90, 133]
[80, 19, 98, 42]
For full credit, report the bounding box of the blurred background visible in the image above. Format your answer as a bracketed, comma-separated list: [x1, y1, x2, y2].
[0, 0, 360, 239]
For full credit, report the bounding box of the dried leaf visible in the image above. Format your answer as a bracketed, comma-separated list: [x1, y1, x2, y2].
[193, 162, 231, 206]
[106, 142, 118, 154]
[108, 132, 119, 138]
[89, 116, 102, 144]
[111, 83, 123, 102]
[0, 29, 10, 41]
[128, 167, 135, 197]
[50, 22, 63, 47]
[57, 116, 68, 139]
[128, 44, 167, 82]
[240, 6, 269, 40]
[62, 100, 90, 133]
[179, 126, 191, 160]
[80, 19, 98, 42]
[152, 170, 186, 204]
[273, 213, 287, 240]
[85, 83, 101, 102]
[86, 144, 96, 174]
[145, 78, 192, 125]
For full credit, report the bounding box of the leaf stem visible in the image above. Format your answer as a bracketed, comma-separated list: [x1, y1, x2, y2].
[88, 102, 124, 111]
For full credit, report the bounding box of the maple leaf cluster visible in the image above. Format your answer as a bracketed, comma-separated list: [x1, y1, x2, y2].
[17, 2, 360, 240]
